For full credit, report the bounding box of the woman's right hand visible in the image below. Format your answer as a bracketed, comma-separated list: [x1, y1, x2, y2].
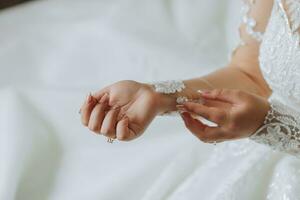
[80, 80, 172, 141]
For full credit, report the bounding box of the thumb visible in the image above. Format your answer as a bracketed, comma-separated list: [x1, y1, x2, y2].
[116, 116, 137, 141]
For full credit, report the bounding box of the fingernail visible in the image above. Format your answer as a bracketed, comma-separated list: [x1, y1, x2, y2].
[86, 93, 92, 103]
[99, 93, 109, 104]
[78, 109, 81, 114]
[124, 116, 129, 125]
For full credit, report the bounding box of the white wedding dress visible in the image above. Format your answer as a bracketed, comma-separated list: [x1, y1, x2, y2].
[142, 0, 300, 199]
[1, 0, 299, 200]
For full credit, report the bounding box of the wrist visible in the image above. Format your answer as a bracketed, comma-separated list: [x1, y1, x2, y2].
[143, 83, 178, 114]
[146, 80, 204, 115]
[145, 79, 210, 115]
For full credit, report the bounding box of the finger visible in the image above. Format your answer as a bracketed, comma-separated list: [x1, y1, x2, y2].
[181, 112, 207, 141]
[181, 112, 226, 143]
[87, 94, 110, 133]
[201, 98, 232, 110]
[200, 89, 243, 104]
[81, 93, 100, 126]
[116, 116, 136, 141]
[178, 102, 226, 125]
[202, 126, 228, 143]
[92, 88, 110, 101]
[100, 108, 120, 138]
[181, 112, 206, 131]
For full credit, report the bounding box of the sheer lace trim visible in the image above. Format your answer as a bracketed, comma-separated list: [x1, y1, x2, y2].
[250, 99, 300, 156]
[153, 80, 186, 94]
[241, 0, 264, 42]
[259, 0, 300, 102]
[151, 80, 204, 116]
[230, 0, 264, 57]
[285, 0, 300, 32]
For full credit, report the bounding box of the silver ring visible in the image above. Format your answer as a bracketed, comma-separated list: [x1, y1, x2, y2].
[107, 137, 114, 143]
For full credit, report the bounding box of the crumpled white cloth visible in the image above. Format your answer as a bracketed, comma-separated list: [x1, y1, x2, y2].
[0, 87, 212, 200]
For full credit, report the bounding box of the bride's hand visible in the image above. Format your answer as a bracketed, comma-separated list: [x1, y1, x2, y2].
[80, 80, 164, 141]
[178, 89, 270, 143]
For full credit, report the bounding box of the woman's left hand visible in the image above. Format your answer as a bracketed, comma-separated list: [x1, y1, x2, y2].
[178, 89, 270, 143]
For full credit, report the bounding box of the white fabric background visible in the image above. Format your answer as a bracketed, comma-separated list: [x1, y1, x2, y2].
[0, 0, 241, 199]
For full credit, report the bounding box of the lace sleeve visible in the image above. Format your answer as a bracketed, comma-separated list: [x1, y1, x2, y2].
[250, 100, 300, 157]
[248, 0, 300, 156]
[231, 0, 273, 56]
[238, 0, 264, 45]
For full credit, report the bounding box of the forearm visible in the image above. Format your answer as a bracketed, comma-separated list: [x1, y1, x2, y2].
[185, 66, 267, 96]
[150, 64, 272, 114]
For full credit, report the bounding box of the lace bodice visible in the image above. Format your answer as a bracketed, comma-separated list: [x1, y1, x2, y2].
[152, 0, 300, 157]
[239, 0, 300, 156]
[259, 0, 300, 106]
[234, 0, 300, 106]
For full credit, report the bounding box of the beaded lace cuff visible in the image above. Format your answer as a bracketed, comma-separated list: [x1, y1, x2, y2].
[153, 80, 186, 94]
[250, 99, 300, 156]
[152, 80, 203, 116]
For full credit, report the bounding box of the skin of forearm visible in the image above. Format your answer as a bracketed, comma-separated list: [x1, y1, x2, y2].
[191, 66, 269, 96]
[151, 64, 272, 114]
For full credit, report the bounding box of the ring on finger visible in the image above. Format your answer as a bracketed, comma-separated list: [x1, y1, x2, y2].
[107, 137, 115, 143]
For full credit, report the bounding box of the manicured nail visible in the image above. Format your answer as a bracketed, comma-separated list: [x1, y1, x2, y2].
[123, 116, 129, 125]
[86, 93, 93, 103]
[99, 93, 109, 104]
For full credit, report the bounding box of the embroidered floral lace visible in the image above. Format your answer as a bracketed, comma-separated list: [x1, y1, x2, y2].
[241, 0, 300, 156]
[152, 80, 204, 116]
[153, 0, 300, 156]
[250, 100, 300, 156]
